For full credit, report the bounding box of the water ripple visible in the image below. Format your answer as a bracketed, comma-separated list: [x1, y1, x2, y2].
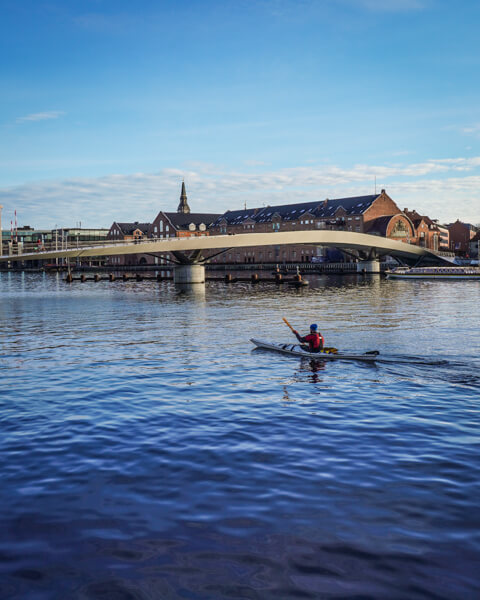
[0, 273, 479, 598]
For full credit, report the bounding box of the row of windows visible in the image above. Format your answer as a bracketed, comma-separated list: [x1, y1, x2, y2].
[239, 218, 363, 231]
[153, 223, 169, 234]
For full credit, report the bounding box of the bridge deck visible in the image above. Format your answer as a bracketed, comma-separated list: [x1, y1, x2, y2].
[0, 230, 450, 263]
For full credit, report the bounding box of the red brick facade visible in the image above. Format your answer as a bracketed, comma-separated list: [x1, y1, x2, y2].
[447, 220, 477, 256]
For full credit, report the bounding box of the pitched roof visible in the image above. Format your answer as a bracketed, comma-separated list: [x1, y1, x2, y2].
[116, 222, 151, 235]
[211, 194, 381, 226]
[403, 209, 438, 228]
[163, 212, 221, 230]
[364, 215, 393, 236]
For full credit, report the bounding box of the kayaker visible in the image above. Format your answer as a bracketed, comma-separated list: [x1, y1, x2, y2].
[292, 323, 324, 353]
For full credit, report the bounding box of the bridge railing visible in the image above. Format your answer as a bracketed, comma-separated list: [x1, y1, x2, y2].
[1, 236, 181, 257]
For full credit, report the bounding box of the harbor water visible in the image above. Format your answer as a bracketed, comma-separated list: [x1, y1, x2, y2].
[0, 272, 479, 599]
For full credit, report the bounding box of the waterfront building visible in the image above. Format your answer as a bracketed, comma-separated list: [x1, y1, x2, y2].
[402, 209, 442, 251]
[106, 222, 152, 266]
[1, 226, 110, 269]
[447, 220, 478, 256]
[107, 222, 151, 242]
[470, 231, 480, 261]
[208, 190, 415, 265]
[149, 182, 220, 242]
[432, 221, 450, 251]
[2, 226, 109, 252]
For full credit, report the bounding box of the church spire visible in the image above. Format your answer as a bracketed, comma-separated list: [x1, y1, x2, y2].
[177, 180, 191, 214]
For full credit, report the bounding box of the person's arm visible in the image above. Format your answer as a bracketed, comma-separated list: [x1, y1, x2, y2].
[292, 330, 304, 343]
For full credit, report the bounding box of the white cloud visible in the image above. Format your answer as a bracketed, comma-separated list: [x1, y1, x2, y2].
[461, 123, 480, 136]
[16, 111, 65, 124]
[1, 157, 479, 229]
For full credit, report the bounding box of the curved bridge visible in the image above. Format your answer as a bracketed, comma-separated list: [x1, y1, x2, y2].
[0, 229, 450, 266]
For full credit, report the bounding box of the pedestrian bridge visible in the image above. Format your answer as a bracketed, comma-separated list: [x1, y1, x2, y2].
[1, 230, 452, 282]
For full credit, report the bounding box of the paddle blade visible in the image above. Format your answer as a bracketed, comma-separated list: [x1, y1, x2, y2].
[323, 347, 338, 354]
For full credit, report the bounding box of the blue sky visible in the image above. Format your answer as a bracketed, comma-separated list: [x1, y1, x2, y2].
[1, 0, 479, 229]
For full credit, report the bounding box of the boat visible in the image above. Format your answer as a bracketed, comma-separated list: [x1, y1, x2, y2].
[250, 338, 379, 362]
[386, 266, 480, 280]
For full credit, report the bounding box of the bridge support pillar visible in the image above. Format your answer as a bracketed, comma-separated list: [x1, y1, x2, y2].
[357, 259, 380, 273]
[173, 263, 205, 284]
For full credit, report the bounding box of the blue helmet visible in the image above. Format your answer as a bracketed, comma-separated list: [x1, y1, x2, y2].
[310, 323, 318, 331]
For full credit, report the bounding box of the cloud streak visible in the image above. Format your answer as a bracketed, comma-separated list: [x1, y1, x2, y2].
[16, 111, 65, 124]
[1, 157, 479, 229]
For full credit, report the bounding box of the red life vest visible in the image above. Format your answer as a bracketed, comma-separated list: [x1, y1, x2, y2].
[304, 332, 323, 352]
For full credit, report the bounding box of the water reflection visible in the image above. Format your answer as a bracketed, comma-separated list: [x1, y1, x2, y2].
[298, 357, 327, 383]
[174, 282, 206, 300]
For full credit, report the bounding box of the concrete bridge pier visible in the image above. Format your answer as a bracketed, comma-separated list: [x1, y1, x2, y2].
[356, 259, 381, 273]
[173, 263, 206, 284]
[356, 247, 381, 273]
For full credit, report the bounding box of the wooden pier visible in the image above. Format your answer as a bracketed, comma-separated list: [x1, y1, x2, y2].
[64, 272, 309, 285]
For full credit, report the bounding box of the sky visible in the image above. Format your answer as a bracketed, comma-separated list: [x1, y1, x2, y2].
[1, 0, 479, 229]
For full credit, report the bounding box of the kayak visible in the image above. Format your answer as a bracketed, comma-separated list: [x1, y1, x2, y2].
[250, 338, 379, 362]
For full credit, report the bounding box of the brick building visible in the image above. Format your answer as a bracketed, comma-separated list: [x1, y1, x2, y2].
[108, 222, 151, 242]
[447, 220, 478, 256]
[470, 231, 480, 261]
[403, 209, 442, 251]
[106, 183, 220, 267]
[208, 190, 414, 264]
[107, 222, 152, 266]
[103, 184, 462, 268]
[147, 182, 220, 267]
